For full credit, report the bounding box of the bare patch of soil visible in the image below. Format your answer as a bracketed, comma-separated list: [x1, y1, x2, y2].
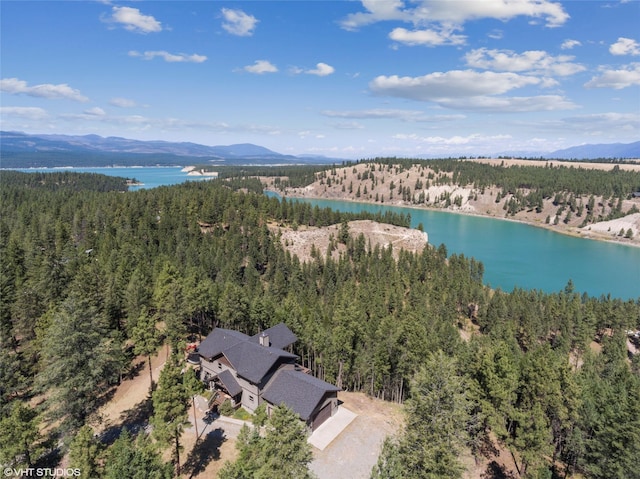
[97, 346, 169, 431]
[272, 219, 429, 263]
[461, 433, 520, 479]
[339, 391, 403, 429]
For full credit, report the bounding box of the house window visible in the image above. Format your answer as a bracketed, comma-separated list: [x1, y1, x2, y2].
[218, 362, 222, 369]
[249, 395, 254, 402]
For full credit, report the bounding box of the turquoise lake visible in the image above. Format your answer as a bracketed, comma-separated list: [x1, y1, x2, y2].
[291, 198, 640, 300]
[12, 166, 207, 191]
[13, 167, 640, 300]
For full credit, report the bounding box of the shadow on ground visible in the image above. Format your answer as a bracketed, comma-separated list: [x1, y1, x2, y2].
[481, 461, 517, 479]
[99, 396, 153, 444]
[183, 427, 226, 479]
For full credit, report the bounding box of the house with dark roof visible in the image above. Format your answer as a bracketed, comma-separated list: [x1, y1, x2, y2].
[198, 323, 340, 431]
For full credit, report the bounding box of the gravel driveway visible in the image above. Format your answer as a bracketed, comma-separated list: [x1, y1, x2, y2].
[310, 405, 399, 479]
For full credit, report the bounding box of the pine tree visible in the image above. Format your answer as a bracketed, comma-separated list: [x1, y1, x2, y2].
[131, 311, 161, 392]
[0, 402, 41, 469]
[576, 346, 640, 479]
[219, 405, 313, 479]
[151, 355, 190, 476]
[258, 405, 314, 479]
[103, 429, 172, 479]
[372, 351, 470, 479]
[37, 290, 125, 431]
[153, 262, 185, 352]
[219, 424, 262, 479]
[183, 367, 204, 441]
[69, 425, 101, 479]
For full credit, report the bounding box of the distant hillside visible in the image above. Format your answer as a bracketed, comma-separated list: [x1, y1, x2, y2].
[544, 141, 640, 160]
[0, 131, 339, 168]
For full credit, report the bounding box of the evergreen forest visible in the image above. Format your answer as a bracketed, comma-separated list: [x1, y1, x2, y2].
[1, 169, 639, 478]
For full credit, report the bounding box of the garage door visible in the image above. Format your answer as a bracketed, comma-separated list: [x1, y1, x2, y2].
[312, 402, 332, 431]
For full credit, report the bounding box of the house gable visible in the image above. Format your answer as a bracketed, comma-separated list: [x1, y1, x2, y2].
[198, 323, 340, 427]
[216, 369, 243, 397]
[198, 328, 248, 361]
[223, 340, 297, 385]
[249, 323, 298, 350]
[262, 369, 340, 422]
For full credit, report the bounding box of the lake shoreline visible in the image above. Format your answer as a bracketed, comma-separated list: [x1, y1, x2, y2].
[274, 189, 640, 250]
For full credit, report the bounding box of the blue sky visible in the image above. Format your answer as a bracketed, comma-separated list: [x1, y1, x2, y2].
[1, 0, 639, 158]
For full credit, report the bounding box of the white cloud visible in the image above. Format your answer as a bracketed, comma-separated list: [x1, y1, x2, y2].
[221, 8, 258, 36]
[536, 112, 640, 136]
[340, 0, 409, 30]
[561, 39, 581, 50]
[308, 63, 335, 76]
[572, 113, 639, 135]
[83, 107, 106, 116]
[392, 132, 511, 145]
[341, 0, 569, 30]
[437, 95, 577, 112]
[321, 108, 465, 122]
[331, 121, 366, 130]
[389, 27, 466, 46]
[107, 6, 162, 34]
[128, 50, 207, 63]
[420, 0, 570, 27]
[369, 70, 578, 112]
[370, 70, 543, 101]
[464, 48, 585, 76]
[243, 60, 278, 74]
[610, 37, 640, 56]
[323, 109, 425, 120]
[584, 63, 640, 89]
[0, 77, 89, 102]
[0, 106, 48, 120]
[109, 97, 137, 108]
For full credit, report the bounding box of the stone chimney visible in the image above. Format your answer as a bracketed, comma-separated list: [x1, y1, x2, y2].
[259, 332, 270, 347]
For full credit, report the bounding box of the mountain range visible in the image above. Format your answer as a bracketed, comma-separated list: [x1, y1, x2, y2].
[540, 141, 640, 160]
[1, 131, 638, 168]
[0, 131, 339, 168]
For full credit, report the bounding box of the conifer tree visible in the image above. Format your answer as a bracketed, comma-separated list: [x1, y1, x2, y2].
[0, 402, 41, 469]
[37, 290, 125, 432]
[372, 351, 470, 479]
[259, 405, 314, 479]
[153, 262, 185, 352]
[151, 355, 190, 476]
[183, 367, 204, 441]
[219, 405, 313, 479]
[103, 429, 172, 479]
[69, 425, 101, 479]
[131, 311, 161, 391]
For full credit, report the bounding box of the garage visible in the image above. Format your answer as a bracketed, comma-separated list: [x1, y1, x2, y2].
[311, 401, 333, 431]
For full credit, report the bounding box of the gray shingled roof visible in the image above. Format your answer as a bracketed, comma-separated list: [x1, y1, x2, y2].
[198, 328, 249, 360]
[216, 369, 243, 397]
[249, 323, 298, 350]
[262, 370, 340, 421]
[224, 341, 297, 384]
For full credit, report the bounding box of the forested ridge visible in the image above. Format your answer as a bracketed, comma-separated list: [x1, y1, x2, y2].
[1, 170, 639, 478]
[255, 159, 640, 244]
[220, 158, 640, 198]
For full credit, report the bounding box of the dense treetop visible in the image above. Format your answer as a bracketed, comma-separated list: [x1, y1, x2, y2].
[0, 170, 638, 478]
